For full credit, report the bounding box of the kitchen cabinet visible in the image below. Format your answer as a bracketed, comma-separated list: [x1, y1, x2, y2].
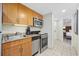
[3, 3, 18, 24]
[18, 4, 34, 26]
[32, 11, 38, 18]
[38, 15, 43, 20]
[2, 40, 21, 56]
[3, 3, 10, 23]
[18, 4, 28, 25]
[32, 11, 43, 20]
[3, 3, 43, 26]
[2, 42, 10, 56]
[2, 37, 32, 56]
[27, 10, 33, 26]
[9, 45, 21, 56]
[22, 38, 32, 56]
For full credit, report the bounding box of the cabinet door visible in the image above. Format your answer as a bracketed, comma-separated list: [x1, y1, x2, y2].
[27, 10, 33, 26]
[2, 42, 11, 56]
[2, 45, 21, 56]
[22, 38, 32, 56]
[9, 45, 21, 56]
[2, 40, 21, 56]
[22, 38, 29, 56]
[2, 47, 10, 56]
[18, 4, 28, 25]
[7, 3, 18, 24]
[21, 43, 29, 56]
[3, 3, 18, 24]
[9, 40, 21, 56]
[27, 38, 32, 55]
[3, 3, 11, 23]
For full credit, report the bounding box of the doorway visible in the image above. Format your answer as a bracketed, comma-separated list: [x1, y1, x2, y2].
[63, 19, 72, 45]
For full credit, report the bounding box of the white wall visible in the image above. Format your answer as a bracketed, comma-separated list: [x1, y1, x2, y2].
[41, 13, 53, 48]
[57, 19, 63, 41]
[52, 17, 63, 41]
[64, 22, 71, 26]
[52, 17, 60, 47]
[71, 12, 78, 54]
[42, 13, 63, 48]
[73, 4, 79, 55]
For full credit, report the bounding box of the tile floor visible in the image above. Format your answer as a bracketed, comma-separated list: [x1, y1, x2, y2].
[63, 38, 71, 46]
[37, 39, 77, 56]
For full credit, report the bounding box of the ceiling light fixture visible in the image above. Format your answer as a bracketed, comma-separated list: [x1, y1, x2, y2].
[62, 9, 66, 13]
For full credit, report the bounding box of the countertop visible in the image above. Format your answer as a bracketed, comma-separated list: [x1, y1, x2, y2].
[2, 34, 40, 44]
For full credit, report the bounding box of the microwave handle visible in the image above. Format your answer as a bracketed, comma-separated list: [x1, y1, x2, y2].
[33, 17, 35, 27]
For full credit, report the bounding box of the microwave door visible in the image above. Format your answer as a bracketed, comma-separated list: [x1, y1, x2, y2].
[35, 21, 40, 27]
[37, 21, 43, 28]
[33, 18, 43, 28]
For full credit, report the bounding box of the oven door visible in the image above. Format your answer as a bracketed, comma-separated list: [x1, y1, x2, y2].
[40, 33, 48, 53]
[42, 38, 47, 48]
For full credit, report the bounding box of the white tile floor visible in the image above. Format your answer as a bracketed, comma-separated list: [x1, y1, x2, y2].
[37, 39, 77, 56]
[63, 38, 71, 46]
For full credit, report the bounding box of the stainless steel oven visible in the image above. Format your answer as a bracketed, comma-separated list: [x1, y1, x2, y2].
[40, 33, 48, 53]
[33, 17, 43, 28]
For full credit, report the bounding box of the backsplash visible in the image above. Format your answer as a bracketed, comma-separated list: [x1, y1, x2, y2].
[3, 24, 26, 33]
[3, 24, 41, 34]
[30, 27, 41, 31]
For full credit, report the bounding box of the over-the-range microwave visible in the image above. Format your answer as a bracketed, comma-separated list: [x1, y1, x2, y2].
[33, 17, 43, 28]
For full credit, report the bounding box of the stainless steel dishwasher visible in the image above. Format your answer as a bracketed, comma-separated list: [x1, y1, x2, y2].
[32, 35, 40, 56]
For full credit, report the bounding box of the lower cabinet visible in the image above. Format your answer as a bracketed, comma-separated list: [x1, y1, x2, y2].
[2, 37, 32, 56]
[2, 44, 21, 56]
[22, 38, 32, 56]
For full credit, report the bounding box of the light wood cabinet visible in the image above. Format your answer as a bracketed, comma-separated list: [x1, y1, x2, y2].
[3, 3, 18, 24]
[8, 45, 21, 56]
[2, 42, 10, 56]
[18, 4, 28, 25]
[32, 11, 38, 18]
[2, 40, 21, 56]
[2, 37, 32, 56]
[3, 3, 43, 26]
[3, 3, 11, 23]
[32, 11, 43, 20]
[7, 3, 18, 24]
[27, 10, 33, 26]
[22, 38, 32, 56]
[38, 15, 43, 20]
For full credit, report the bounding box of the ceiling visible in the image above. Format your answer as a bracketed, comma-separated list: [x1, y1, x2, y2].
[23, 3, 78, 20]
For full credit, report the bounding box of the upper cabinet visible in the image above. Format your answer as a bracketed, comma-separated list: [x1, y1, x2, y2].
[38, 14, 43, 20]
[18, 4, 28, 25]
[3, 3, 43, 26]
[3, 3, 18, 24]
[32, 11, 43, 20]
[27, 9, 34, 26]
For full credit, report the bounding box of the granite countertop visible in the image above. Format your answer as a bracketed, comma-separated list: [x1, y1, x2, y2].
[2, 34, 40, 44]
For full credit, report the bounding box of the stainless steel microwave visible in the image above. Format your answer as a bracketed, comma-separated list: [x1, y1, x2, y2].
[33, 17, 43, 28]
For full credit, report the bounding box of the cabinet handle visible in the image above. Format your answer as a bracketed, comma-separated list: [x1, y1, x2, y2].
[20, 47, 23, 56]
[21, 47, 23, 52]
